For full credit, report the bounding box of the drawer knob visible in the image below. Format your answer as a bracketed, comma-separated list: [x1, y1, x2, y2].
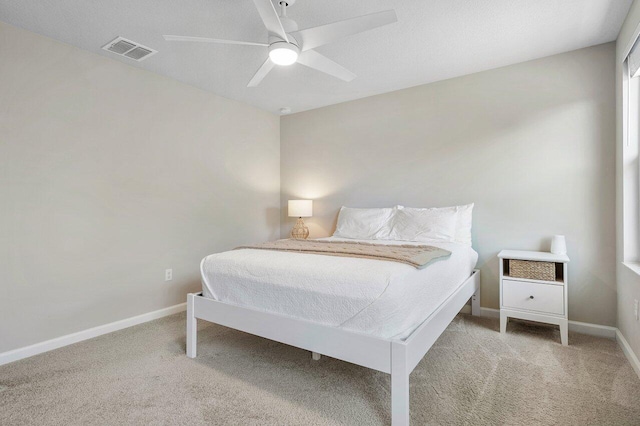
[529, 295, 534, 299]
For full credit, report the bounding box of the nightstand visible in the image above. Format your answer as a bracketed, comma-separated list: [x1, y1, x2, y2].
[498, 250, 570, 345]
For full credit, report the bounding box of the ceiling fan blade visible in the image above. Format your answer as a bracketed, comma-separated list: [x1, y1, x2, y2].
[163, 35, 268, 47]
[252, 0, 289, 43]
[297, 50, 356, 82]
[291, 10, 397, 51]
[247, 58, 276, 87]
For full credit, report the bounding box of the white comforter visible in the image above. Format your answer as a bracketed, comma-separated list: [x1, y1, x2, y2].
[200, 237, 478, 340]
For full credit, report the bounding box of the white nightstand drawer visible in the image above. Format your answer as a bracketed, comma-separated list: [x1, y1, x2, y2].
[502, 279, 564, 315]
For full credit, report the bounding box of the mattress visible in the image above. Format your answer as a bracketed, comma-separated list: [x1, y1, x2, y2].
[200, 237, 478, 340]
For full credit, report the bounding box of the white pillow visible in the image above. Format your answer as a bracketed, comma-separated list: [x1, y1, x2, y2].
[391, 203, 474, 245]
[454, 203, 474, 246]
[389, 207, 458, 242]
[333, 206, 395, 240]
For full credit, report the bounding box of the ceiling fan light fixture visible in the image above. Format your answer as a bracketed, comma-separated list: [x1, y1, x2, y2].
[269, 42, 299, 66]
[164, 1, 397, 87]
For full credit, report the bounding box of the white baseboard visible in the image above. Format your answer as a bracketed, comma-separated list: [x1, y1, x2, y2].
[616, 329, 640, 380]
[0, 302, 186, 366]
[479, 307, 500, 318]
[1, 302, 632, 371]
[459, 305, 498, 317]
[459, 306, 617, 338]
[569, 320, 617, 339]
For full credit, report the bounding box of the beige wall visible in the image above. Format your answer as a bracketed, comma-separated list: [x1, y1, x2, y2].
[617, 1, 640, 359]
[0, 22, 280, 352]
[281, 43, 616, 326]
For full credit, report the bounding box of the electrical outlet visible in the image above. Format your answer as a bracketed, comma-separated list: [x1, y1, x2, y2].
[635, 300, 639, 321]
[165, 269, 173, 281]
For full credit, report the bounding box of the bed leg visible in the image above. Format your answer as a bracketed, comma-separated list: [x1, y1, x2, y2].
[391, 342, 409, 426]
[311, 352, 321, 361]
[187, 293, 197, 358]
[471, 287, 480, 317]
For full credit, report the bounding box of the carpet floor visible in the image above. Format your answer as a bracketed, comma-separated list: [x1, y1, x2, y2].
[1, 313, 639, 425]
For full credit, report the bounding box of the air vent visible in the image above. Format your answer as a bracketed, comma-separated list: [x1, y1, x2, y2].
[109, 40, 136, 54]
[124, 47, 153, 60]
[102, 37, 157, 61]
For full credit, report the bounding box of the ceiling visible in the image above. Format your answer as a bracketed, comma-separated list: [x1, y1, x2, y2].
[0, 0, 632, 115]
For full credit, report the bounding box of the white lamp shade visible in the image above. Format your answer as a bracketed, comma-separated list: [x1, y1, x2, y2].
[288, 200, 313, 217]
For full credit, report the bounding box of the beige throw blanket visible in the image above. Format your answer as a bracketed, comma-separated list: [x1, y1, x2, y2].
[235, 239, 451, 269]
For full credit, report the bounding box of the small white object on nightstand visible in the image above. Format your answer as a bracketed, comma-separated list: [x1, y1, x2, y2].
[498, 250, 570, 346]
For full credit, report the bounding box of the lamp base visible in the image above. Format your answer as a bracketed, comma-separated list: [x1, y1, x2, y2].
[290, 217, 309, 239]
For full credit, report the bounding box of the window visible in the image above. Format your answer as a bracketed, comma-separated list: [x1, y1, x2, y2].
[623, 40, 640, 267]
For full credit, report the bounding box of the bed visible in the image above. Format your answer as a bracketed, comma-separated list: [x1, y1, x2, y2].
[188, 235, 480, 425]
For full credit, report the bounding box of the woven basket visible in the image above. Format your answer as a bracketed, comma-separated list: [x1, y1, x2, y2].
[509, 259, 555, 281]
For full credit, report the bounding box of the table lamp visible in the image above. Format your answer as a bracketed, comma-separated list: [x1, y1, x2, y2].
[288, 200, 313, 239]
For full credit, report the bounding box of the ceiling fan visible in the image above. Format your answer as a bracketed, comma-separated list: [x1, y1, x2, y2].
[163, 0, 397, 87]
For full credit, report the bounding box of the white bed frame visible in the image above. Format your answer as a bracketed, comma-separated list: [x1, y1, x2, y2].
[187, 269, 480, 425]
